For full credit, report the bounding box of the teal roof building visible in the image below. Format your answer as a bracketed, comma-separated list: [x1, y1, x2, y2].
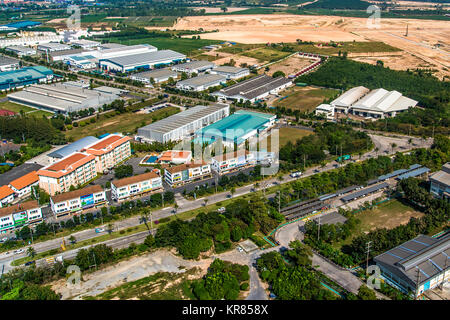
[194, 110, 276, 146]
[0, 66, 53, 91]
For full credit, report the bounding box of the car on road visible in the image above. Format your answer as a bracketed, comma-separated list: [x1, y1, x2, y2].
[24, 260, 35, 266]
[314, 169, 320, 173]
[0, 237, 8, 243]
[95, 228, 105, 233]
[14, 249, 24, 254]
[290, 171, 302, 178]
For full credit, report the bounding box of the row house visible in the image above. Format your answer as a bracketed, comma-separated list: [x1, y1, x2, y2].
[50, 185, 107, 217]
[111, 171, 163, 201]
[164, 162, 211, 187]
[0, 200, 43, 232]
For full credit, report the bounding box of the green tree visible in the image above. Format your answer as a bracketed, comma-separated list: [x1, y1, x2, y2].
[357, 285, 377, 300]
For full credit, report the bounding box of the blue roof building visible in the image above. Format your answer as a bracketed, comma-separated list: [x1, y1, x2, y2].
[47, 136, 99, 160]
[0, 66, 53, 91]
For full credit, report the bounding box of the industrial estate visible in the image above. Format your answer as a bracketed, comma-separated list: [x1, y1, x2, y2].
[0, 0, 447, 306]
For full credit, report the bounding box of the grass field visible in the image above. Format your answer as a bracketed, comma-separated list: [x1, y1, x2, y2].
[291, 41, 401, 55]
[266, 127, 314, 151]
[273, 86, 339, 113]
[65, 107, 179, 141]
[217, 43, 265, 54]
[97, 37, 222, 55]
[241, 48, 291, 63]
[0, 101, 52, 117]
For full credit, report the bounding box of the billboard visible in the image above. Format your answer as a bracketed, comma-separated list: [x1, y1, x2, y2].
[13, 211, 27, 225]
[237, 156, 246, 166]
[80, 193, 94, 208]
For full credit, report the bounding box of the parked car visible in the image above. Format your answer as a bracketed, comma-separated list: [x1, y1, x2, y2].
[14, 249, 24, 254]
[95, 228, 105, 233]
[24, 260, 35, 266]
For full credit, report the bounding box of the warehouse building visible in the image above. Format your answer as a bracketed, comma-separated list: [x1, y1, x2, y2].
[70, 39, 101, 49]
[94, 44, 156, 60]
[0, 34, 64, 48]
[99, 49, 186, 73]
[331, 86, 370, 114]
[171, 60, 215, 75]
[130, 68, 178, 84]
[98, 43, 126, 50]
[136, 103, 230, 144]
[47, 136, 99, 163]
[65, 54, 97, 70]
[194, 109, 276, 147]
[38, 42, 72, 52]
[0, 200, 43, 232]
[176, 74, 226, 91]
[0, 66, 53, 91]
[213, 74, 292, 103]
[49, 48, 86, 62]
[0, 56, 20, 72]
[7, 82, 119, 114]
[50, 185, 107, 217]
[374, 234, 450, 298]
[5, 45, 36, 57]
[111, 171, 163, 201]
[164, 162, 211, 187]
[430, 162, 450, 201]
[210, 66, 249, 80]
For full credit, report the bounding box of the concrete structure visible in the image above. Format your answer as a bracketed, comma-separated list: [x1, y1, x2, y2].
[7, 82, 119, 114]
[98, 43, 126, 50]
[0, 66, 53, 91]
[0, 185, 15, 207]
[94, 44, 156, 60]
[157, 150, 192, 164]
[137, 104, 229, 144]
[100, 50, 186, 73]
[38, 42, 72, 52]
[430, 162, 450, 201]
[47, 136, 99, 163]
[8, 171, 38, 199]
[331, 86, 417, 119]
[49, 48, 86, 62]
[210, 66, 249, 80]
[0, 34, 64, 48]
[5, 45, 37, 57]
[195, 110, 276, 147]
[0, 200, 43, 232]
[50, 185, 106, 216]
[65, 54, 97, 69]
[70, 39, 101, 49]
[130, 68, 177, 84]
[315, 103, 335, 119]
[374, 234, 450, 298]
[164, 162, 211, 187]
[213, 74, 292, 103]
[0, 56, 20, 72]
[176, 74, 226, 91]
[211, 150, 255, 174]
[111, 171, 163, 201]
[171, 60, 215, 75]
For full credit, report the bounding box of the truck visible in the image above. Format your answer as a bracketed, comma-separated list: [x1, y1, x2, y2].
[337, 155, 351, 162]
[290, 171, 302, 178]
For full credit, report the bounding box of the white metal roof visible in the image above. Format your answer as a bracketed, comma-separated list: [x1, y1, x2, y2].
[331, 86, 369, 107]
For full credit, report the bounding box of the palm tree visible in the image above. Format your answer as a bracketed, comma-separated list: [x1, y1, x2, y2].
[391, 143, 397, 153]
[203, 198, 209, 207]
[68, 235, 76, 245]
[230, 187, 236, 198]
[173, 203, 179, 215]
[139, 212, 151, 234]
[106, 223, 114, 235]
[27, 247, 36, 259]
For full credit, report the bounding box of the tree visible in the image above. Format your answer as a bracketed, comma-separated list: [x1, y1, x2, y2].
[26, 247, 36, 259]
[203, 198, 209, 207]
[230, 187, 236, 198]
[272, 71, 285, 78]
[357, 285, 377, 300]
[140, 212, 151, 234]
[106, 223, 114, 234]
[68, 235, 76, 244]
[114, 165, 133, 179]
[221, 6, 228, 13]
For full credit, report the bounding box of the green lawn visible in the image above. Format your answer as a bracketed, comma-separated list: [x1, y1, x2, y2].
[241, 48, 291, 63]
[278, 127, 314, 147]
[66, 106, 180, 141]
[291, 41, 401, 55]
[273, 86, 339, 113]
[0, 101, 52, 117]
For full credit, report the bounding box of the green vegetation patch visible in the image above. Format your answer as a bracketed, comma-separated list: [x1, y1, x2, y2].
[241, 48, 291, 63]
[273, 86, 339, 112]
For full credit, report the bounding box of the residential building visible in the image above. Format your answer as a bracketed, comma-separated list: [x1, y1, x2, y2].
[130, 68, 177, 84]
[47, 136, 99, 163]
[0, 185, 15, 207]
[137, 104, 230, 144]
[374, 234, 450, 298]
[50, 185, 107, 216]
[157, 150, 192, 164]
[211, 150, 255, 174]
[37, 152, 98, 195]
[8, 171, 38, 198]
[111, 171, 163, 201]
[429, 162, 450, 201]
[5, 45, 36, 57]
[0, 200, 43, 232]
[176, 74, 226, 91]
[171, 60, 215, 75]
[0, 66, 53, 91]
[213, 74, 292, 103]
[210, 66, 249, 80]
[164, 162, 211, 187]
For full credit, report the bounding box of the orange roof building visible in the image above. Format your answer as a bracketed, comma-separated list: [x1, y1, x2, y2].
[158, 150, 192, 164]
[164, 161, 211, 187]
[0, 185, 15, 207]
[111, 171, 162, 201]
[8, 171, 39, 197]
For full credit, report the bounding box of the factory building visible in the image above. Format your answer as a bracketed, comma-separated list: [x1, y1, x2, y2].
[50, 185, 107, 217]
[176, 74, 226, 91]
[0, 34, 64, 48]
[99, 49, 186, 73]
[315, 103, 335, 119]
[210, 66, 250, 80]
[38, 42, 72, 52]
[213, 74, 292, 103]
[136, 104, 229, 144]
[171, 60, 216, 75]
[5, 45, 37, 57]
[7, 82, 119, 114]
[374, 234, 450, 298]
[111, 171, 163, 201]
[0, 66, 53, 91]
[130, 68, 178, 84]
[429, 162, 450, 202]
[70, 39, 101, 49]
[0, 56, 20, 72]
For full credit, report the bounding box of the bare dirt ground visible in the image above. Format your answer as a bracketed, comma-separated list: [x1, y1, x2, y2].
[202, 49, 262, 66]
[259, 55, 316, 76]
[174, 14, 449, 78]
[352, 52, 435, 71]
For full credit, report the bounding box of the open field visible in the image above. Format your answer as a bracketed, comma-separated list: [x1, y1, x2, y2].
[65, 107, 179, 141]
[241, 47, 291, 63]
[278, 127, 314, 147]
[260, 55, 316, 76]
[200, 49, 262, 67]
[272, 86, 339, 112]
[0, 101, 52, 117]
[174, 14, 450, 79]
[189, 7, 250, 14]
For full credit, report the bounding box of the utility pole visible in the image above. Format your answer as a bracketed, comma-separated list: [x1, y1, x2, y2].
[278, 191, 281, 214]
[366, 241, 372, 274]
[161, 192, 164, 207]
[150, 210, 153, 236]
[317, 216, 321, 242]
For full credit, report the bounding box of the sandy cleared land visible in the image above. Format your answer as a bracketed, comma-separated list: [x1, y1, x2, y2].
[259, 55, 316, 76]
[175, 14, 449, 78]
[202, 49, 262, 66]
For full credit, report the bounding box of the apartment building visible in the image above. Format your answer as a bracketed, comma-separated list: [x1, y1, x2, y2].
[37, 152, 98, 196]
[164, 162, 211, 187]
[50, 185, 107, 216]
[111, 171, 163, 201]
[8, 171, 39, 199]
[83, 134, 132, 172]
[0, 200, 43, 232]
[211, 150, 255, 174]
[0, 185, 15, 207]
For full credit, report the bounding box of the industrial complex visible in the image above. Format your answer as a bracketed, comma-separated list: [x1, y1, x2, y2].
[0, 66, 53, 91]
